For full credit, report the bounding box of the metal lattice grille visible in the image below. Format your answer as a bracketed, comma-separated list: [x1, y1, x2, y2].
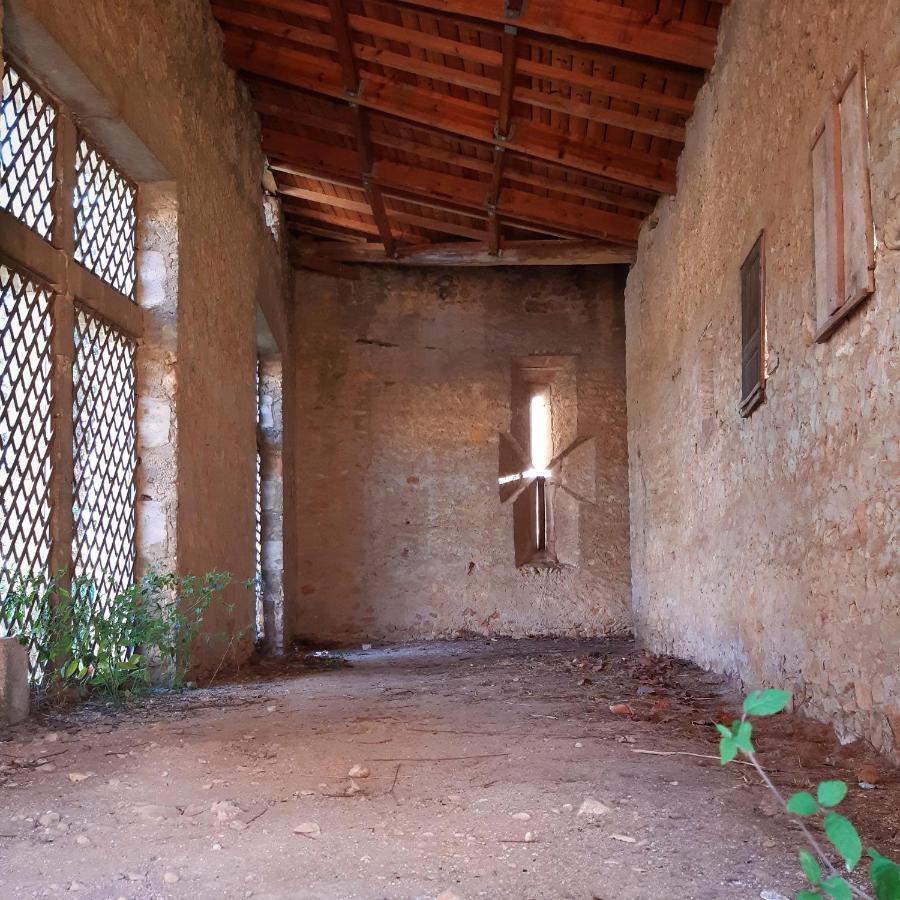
[0, 64, 57, 239]
[74, 136, 136, 299]
[72, 309, 136, 610]
[0, 264, 54, 656]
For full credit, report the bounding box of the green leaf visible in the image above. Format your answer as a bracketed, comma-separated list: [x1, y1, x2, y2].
[824, 812, 862, 871]
[715, 723, 732, 739]
[820, 876, 852, 900]
[787, 792, 819, 816]
[800, 849, 822, 885]
[743, 689, 791, 717]
[733, 720, 754, 753]
[869, 850, 900, 900]
[64, 658, 79, 678]
[817, 781, 848, 808]
[719, 735, 738, 765]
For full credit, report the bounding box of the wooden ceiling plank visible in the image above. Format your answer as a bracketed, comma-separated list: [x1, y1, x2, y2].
[265, 129, 643, 244]
[227, 10, 696, 117]
[223, 32, 677, 192]
[266, 128, 655, 223]
[361, 0, 718, 69]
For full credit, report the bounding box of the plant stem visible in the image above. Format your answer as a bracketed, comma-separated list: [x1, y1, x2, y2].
[744, 749, 872, 900]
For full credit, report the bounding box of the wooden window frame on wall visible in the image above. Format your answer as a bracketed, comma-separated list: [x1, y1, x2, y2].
[738, 231, 766, 419]
[0, 56, 143, 586]
[810, 55, 876, 343]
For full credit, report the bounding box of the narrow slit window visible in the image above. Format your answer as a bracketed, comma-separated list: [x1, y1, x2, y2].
[0, 264, 54, 670]
[0, 64, 57, 239]
[529, 390, 552, 552]
[72, 308, 136, 611]
[74, 135, 137, 299]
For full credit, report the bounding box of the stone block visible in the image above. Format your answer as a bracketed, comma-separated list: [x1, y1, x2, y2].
[0, 637, 30, 725]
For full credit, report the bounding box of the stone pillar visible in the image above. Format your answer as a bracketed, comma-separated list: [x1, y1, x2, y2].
[135, 183, 179, 576]
[0, 637, 29, 725]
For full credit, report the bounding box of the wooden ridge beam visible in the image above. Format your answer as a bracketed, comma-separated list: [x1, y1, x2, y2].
[296, 237, 635, 267]
[223, 32, 677, 193]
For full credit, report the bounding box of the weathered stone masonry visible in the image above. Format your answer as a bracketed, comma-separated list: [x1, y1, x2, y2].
[625, 0, 899, 758]
[290, 266, 631, 644]
[3, 0, 292, 669]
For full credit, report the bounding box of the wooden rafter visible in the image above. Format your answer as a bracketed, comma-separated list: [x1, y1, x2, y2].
[325, 0, 397, 257]
[486, 19, 517, 255]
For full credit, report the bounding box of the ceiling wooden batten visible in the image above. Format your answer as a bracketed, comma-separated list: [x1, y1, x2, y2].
[211, 0, 724, 267]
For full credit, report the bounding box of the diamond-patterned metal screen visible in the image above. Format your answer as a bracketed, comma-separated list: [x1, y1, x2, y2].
[0, 64, 57, 239]
[74, 136, 136, 299]
[72, 308, 136, 611]
[0, 264, 54, 662]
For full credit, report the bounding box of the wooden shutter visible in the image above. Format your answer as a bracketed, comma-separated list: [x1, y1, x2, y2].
[739, 234, 765, 417]
[838, 68, 875, 306]
[811, 58, 875, 342]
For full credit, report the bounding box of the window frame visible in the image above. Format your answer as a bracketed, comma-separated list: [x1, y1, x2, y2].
[0, 55, 143, 661]
[738, 231, 766, 419]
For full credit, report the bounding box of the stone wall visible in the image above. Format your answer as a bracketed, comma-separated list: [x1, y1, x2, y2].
[3, 0, 291, 668]
[625, 1, 899, 756]
[290, 266, 631, 644]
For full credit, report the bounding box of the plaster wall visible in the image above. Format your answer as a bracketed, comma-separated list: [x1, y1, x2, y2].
[625, 0, 899, 756]
[290, 267, 631, 644]
[3, 0, 291, 668]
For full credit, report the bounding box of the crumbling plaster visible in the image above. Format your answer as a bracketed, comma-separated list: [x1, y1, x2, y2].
[290, 266, 631, 644]
[625, 0, 899, 757]
[3, 0, 292, 668]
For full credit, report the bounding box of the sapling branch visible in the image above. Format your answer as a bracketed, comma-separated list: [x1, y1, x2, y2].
[742, 742, 872, 900]
[715, 692, 896, 900]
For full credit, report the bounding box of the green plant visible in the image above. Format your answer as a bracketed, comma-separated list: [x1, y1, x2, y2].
[717, 690, 900, 900]
[2, 569, 247, 700]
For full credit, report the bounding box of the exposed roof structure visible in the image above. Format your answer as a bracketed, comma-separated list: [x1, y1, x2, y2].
[212, 0, 726, 267]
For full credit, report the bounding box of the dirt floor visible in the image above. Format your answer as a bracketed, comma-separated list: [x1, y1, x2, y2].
[0, 638, 897, 900]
